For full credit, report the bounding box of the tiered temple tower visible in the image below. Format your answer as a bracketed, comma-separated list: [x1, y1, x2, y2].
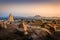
[8, 13, 14, 23]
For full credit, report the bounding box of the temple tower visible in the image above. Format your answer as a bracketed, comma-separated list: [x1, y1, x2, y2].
[8, 13, 14, 23]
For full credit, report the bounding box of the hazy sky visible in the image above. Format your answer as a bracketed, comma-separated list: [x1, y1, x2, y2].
[0, 0, 60, 17]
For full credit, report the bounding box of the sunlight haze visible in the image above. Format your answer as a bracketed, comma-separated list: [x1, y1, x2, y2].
[0, 1, 60, 17]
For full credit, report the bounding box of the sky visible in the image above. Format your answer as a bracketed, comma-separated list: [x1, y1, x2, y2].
[0, 0, 60, 17]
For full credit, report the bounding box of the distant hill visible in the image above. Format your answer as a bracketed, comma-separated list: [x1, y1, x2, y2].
[34, 15, 41, 17]
[33, 15, 42, 19]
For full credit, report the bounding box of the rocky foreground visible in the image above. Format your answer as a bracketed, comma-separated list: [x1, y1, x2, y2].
[0, 28, 59, 40]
